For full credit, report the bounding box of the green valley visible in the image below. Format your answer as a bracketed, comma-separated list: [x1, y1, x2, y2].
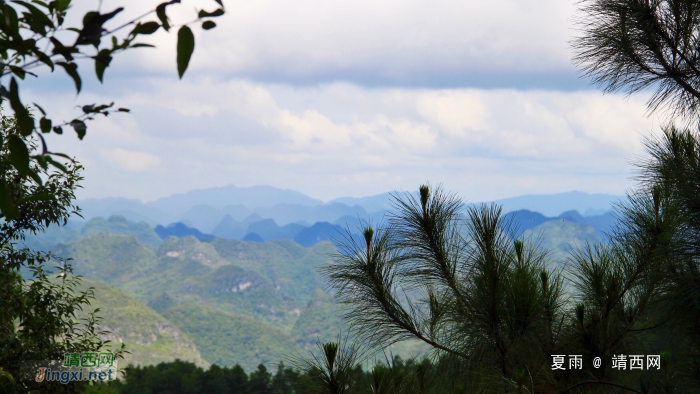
[163, 304, 298, 372]
[45, 213, 604, 373]
[75, 279, 208, 368]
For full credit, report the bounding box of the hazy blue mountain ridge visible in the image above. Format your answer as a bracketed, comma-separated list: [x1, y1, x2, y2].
[73, 186, 621, 237]
[25, 208, 615, 252]
[24, 215, 160, 251]
[82, 216, 162, 248]
[492, 191, 619, 217]
[247, 219, 307, 241]
[330, 191, 395, 211]
[155, 222, 215, 241]
[523, 220, 603, 262]
[293, 222, 346, 247]
[146, 185, 323, 213]
[211, 214, 248, 239]
[76, 197, 171, 226]
[505, 209, 616, 238]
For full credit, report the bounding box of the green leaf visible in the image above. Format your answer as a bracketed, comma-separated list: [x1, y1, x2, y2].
[3, 6, 20, 40]
[33, 154, 49, 170]
[17, 193, 53, 205]
[51, 37, 76, 61]
[136, 21, 160, 35]
[10, 66, 25, 79]
[55, 0, 71, 12]
[94, 49, 112, 83]
[202, 20, 216, 30]
[45, 156, 68, 173]
[130, 43, 156, 48]
[35, 130, 48, 154]
[27, 170, 42, 185]
[71, 120, 86, 139]
[37, 51, 54, 70]
[33, 103, 46, 116]
[156, 1, 180, 32]
[50, 152, 71, 160]
[176, 26, 195, 79]
[156, 5, 169, 31]
[0, 186, 18, 220]
[39, 117, 51, 133]
[117, 108, 130, 112]
[198, 9, 224, 18]
[53, 126, 63, 135]
[9, 78, 34, 136]
[15, 1, 55, 33]
[77, 8, 123, 46]
[214, 0, 223, 6]
[8, 135, 30, 176]
[56, 62, 81, 92]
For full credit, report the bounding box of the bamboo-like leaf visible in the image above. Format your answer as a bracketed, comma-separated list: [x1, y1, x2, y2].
[8, 135, 30, 175]
[56, 61, 81, 92]
[9, 78, 34, 136]
[94, 49, 112, 83]
[176, 25, 195, 78]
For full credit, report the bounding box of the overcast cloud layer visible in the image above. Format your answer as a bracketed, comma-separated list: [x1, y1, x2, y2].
[85, 0, 581, 88]
[22, 0, 667, 202]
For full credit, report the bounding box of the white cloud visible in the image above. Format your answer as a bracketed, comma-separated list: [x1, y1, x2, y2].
[94, 0, 579, 87]
[102, 148, 161, 172]
[32, 77, 660, 202]
[15, 1, 658, 203]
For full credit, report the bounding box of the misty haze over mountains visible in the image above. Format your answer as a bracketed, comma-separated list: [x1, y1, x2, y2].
[77, 185, 619, 224]
[57, 185, 622, 247]
[22, 188, 619, 370]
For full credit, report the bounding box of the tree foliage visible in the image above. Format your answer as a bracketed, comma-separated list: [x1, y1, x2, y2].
[289, 180, 690, 393]
[0, 0, 225, 219]
[0, 114, 124, 393]
[572, 0, 700, 121]
[86, 359, 302, 394]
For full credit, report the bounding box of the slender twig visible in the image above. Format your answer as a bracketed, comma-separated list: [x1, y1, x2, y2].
[102, 10, 155, 36]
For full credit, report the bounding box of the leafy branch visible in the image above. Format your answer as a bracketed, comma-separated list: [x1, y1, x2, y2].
[0, 0, 226, 220]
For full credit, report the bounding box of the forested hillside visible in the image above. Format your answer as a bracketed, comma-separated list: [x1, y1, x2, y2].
[52, 232, 341, 371]
[43, 210, 605, 372]
[75, 279, 208, 368]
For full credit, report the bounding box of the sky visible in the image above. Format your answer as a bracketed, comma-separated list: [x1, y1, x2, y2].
[25, 0, 668, 203]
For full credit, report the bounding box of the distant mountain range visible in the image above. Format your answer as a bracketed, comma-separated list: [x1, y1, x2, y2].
[492, 191, 620, 217]
[505, 209, 616, 238]
[25, 209, 616, 257]
[74, 184, 621, 236]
